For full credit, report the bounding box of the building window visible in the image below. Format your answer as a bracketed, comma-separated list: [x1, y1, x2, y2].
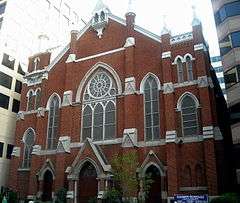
[195, 164, 205, 186]
[214, 1, 240, 25]
[81, 69, 117, 142]
[6, 144, 14, 159]
[231, 31, 240, 48]
[0, 71, 12, 89]
[186, 56, 193, 81]
[27, 91, 34, 111]
[181, 94, 199, 136]
[15, 80, 22, 94]
[0, 2, 6, 15]
[12, 99, 20, 113]
[2, 53, 15, 70]
[18, 63, 25, 75]
[144, 76, 160, 141]
[22, 129, 35, 168]
[47, 96, 60, 149]
[220, 31, 240, 56]
[177, 58, 184, 83]
[35, 89, 41, 109]
[224, 65, 240, 88]
[0, 93, 9, 109]
[0, 142, 4, 157]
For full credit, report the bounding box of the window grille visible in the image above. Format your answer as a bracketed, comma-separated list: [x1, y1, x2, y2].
[181, 95, 198, 136]
[144, 76, 160, 141]
[22, 129, 35, 168]
[177, 58, 184, 83]
[81, 69, 116, 141]
[47, 96, 59, 149]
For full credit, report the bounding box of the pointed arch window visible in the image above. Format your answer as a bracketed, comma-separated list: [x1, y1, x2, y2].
[35, 89, 41, 109]
[27, 91, 34, 111]
[22, 128, 35, 168]
[186, 56, 193, 81]
[144, 76, 160, 141]
[47, 96, 60, 149]
[181, 95, 199, 136]
[81, 69, 116, 142]
[177, 58, 184, 83]
[100, 11, 105, 21]
[94, 13, 99, 23]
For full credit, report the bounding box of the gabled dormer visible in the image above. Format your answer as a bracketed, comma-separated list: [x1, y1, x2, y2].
[91, 0, 111, 38]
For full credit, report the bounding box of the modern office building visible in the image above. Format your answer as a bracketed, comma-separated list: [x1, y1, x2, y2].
[211, 0, 240, 192]
[210, 56, 226, 99]
[0, 0, 81, 187]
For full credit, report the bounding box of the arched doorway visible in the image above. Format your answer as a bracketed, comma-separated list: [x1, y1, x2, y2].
[42, 170, 53, 202]
[145, 165, 162, 203]
[79, 162, 98, 203]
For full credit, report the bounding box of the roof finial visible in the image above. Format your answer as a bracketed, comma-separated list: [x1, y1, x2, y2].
[191, 3, 201, 26]
[92, 0, 110, 15]
[161, 15, 171, 35]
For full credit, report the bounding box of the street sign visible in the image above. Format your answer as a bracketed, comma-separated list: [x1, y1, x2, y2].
[174, 195, 208, 203]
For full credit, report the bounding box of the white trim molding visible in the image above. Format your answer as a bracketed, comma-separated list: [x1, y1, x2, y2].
[62, 90, 73, 106]
[122, 128, 138, 147]
[76, 61, 122, 103]
[124, 77, 136, 95]
[124, 37, 135, 48]
[166, 130, 177, 143]
[176, 92, 200, 111]
[163, 82, 174, 94]
[194, 43, 207, 51]
[162, 51, 171, 59]
[198, 76, 209, 88]
[46, 92, 62, 110]
[139, 72, 161, 94]
[203, 126, 214, 139]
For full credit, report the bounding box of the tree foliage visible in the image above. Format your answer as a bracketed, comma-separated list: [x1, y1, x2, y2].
[111, 151, 139, 199]
[210, 193, 240, 203]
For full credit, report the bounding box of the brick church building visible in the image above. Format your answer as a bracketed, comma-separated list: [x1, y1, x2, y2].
[8, 1, 233, 202]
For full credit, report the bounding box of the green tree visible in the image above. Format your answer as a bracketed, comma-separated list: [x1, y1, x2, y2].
[111, 151, 139, 202]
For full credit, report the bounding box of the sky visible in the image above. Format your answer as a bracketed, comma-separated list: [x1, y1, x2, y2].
[70, 0, 220, 57]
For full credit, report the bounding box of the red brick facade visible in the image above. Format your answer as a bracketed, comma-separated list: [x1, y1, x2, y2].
[8, 7, 231, 203]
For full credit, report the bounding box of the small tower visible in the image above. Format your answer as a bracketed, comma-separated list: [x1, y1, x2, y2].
[161, 15, 171, 35]
[91, 0, 110, 38]
[125, 0, 136, 37]
[191, 4, 201, 26]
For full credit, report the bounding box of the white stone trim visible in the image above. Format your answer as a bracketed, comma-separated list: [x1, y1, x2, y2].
[12, 146, 21, 157]
[183, 53, 195, 61]
[36, 107, 45, 117]
[139, 72, 161, 94]
[74, 47, 125, 63]
[66, 191, 74, 199]
[66, 54, 76, 63]
[163, 82, 174, 94]
[194, 43, 207, 51]
[76, 61, 122, 103]
[124, 77, 136, 95]
[62, 90, 73, 106]
[173, 55, 184, 65]
[170, 32, 193, 44]
[162, 51, 171, 59]
[174, 80, 198, 88]
[198, 76, 209, 88]
[203, 126, 214, 139]
[46, 92, 62, 110]
[56, 136, 71, 153]
[37, 159, 56, 181]
[166, 130, 177, 143]
[179, 186, 208, 191]
[122, 128, 138, 147]
[138, 140, 165, 147]
[124, 37, 135, 48]
[176, 92, 200, 111]
[17, 111, 25, 120]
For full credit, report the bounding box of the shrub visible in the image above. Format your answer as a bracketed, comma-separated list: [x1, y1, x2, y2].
[210, 193, 240, 203]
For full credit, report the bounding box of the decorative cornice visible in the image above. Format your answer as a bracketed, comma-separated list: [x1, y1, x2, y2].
[170, 32, 193, 44]
[122, 128, 138, 148]
[203, 126, 214, 139]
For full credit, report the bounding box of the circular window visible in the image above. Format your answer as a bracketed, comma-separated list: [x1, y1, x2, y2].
[89, 72, 111, 98]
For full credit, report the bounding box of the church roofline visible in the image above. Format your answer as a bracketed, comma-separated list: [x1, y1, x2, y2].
[46, 12, 194, 73]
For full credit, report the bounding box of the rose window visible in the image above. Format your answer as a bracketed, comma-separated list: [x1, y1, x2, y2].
[89, 72, 111, 98]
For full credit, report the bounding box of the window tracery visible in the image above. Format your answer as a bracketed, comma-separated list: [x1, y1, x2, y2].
[81, 69, 116, 141]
